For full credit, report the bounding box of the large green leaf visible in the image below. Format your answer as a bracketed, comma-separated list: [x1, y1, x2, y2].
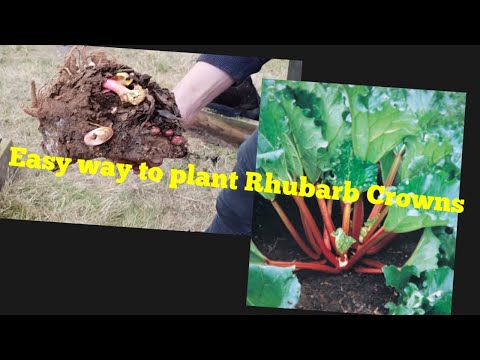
[430, 292, 453, 315]
[258, 80, 342, 184]
[383, 170, 460, 233]
[286, 82, 351, 172]
[256, 132, 290, 182]
[247, 241, 301, 309]
[380, 91, 465, 184]
[257, 81, 292, 182]
[385, 267, 454, 315]
[380, 129, 456, 186]
[406, 89, 466, 129]
[344, 85, 370, 159]
[398, 134, 452, 180]
[257, 81, 353, 186]
[384, 228, 442, 294]
[394, 122, 463, 184]
[383, 265, 418, 293]
[385, 302, 424, 315]
[328, 142, 378, 193]
[345, 85, 420, 163]
[378, 88, 466, 129]
[433, 226, 456, 268]
[280, 132, 303, 179]
[258, 80, 289, 150]
[428, 124, 465, 174]
[254, 168, 276, 201]
[386, 283, 426, 315]
[421, 267, 454, 315]
[423, 266, 454, 295]
[404, 228, 440, 273]
[249, 241, 267, 265]
[405, 89, 441, 127]
[246, 264, 301, 309]
[379, 150, 396, 185]
[256, 81, 300, 201]
[280, 91, 328, 183]
[255, 133, 285, 200]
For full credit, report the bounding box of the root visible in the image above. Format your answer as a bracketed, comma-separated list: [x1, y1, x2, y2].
[64, 46, 79, 74]
[22, 106, 39, 118]
[62, 67, 73, 76]
[80, 46, 87, 68]
[30, 81, 38, 107]
[63, 45, 101, 75]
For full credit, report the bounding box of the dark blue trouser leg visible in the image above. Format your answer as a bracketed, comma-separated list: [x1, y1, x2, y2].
[206, 130, 258, 235]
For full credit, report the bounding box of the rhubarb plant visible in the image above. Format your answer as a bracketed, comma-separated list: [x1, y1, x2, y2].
[249, 80, 465, 314]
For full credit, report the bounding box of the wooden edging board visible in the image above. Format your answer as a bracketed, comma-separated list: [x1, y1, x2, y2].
[192, 109, 258, 146]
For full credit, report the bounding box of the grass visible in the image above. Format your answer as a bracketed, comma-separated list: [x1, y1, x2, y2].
[0, 45, 289, 232]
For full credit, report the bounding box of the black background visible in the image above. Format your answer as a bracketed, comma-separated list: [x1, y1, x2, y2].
[0, 45, 477, 314]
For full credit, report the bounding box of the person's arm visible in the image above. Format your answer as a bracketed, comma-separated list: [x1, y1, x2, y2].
[173, 55, 270, 128]
[173, 62, 234, 128]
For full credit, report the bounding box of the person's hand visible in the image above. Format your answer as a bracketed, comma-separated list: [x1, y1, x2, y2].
[173, 61, 235, 128]
[117, 61, 234, 175]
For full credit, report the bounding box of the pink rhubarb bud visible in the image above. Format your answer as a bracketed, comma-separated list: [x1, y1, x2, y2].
[102, 78, 146, 106]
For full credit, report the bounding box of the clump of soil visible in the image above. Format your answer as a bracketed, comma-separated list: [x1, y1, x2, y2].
[22, 46, 187, 166]
[252, 193, 420, 315]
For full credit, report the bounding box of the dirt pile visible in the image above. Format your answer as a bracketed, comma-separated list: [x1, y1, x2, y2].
[22, 46, 188, 167]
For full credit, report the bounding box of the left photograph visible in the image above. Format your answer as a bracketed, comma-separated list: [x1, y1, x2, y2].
[0, 45, 297, 233]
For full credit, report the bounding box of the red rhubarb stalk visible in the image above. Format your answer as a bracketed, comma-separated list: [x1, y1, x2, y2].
[360, 258, 384, 269]
[267, 259, 327, 266]
[268, 259, 340, 274]
[317, 197, 336, 250]
[300, 211, 321, 257]
[323, 224, 332, 251]
[271, 200, 320, 260]
[327, 199, 333, 214]
[369, 146, 405, 219]
[351, 194, 364, 240]
[293, 196, 338, 266]
[362, 206, 389, 244]
[366, 232, 397, 255]
[345, 226, 387, 269]
[342, 201, 352, 236]
[364, 226, 387, 249]
[354, 267, 384, 274]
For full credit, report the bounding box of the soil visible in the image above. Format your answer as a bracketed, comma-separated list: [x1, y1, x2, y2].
[22, 46, 187, 167]
[252, 193, 421, 315]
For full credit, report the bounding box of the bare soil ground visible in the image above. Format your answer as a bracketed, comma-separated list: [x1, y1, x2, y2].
[252, 193, 420, 314]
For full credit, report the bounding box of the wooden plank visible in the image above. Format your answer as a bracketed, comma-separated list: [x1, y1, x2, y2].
[287, 60, 303, 81]
[0, 138, 14, 190]
[192, 109, 258, 146]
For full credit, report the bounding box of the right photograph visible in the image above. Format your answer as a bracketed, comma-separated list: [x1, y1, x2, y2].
[247, 80, 466, 314]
